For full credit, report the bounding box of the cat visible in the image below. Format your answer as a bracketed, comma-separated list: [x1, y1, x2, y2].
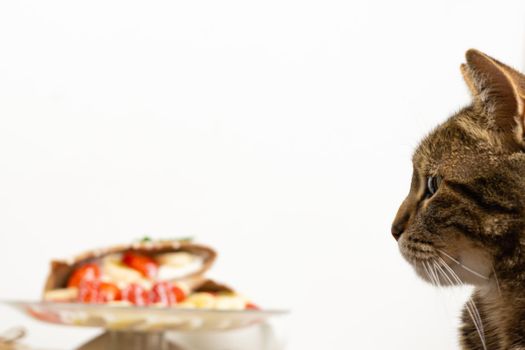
[392, 49, 525, 350]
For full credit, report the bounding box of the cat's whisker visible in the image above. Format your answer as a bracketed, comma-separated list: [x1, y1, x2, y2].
[434, 260, 453, 286]
[429, 260, 442, 288]
[437, 257, 464, 286]
[436, 257, 487, 350]
[492, 263, 502, 296]
[465, 298, 487, 350]
[428, 261, 439, 287]
[434, 258, 487, 345]
[421, 261, 433, 286]
[436, 249, 489, 280]
[423, 261, 435, 286]
[435, 258, 485, 345]
[425, 262, 439, 287]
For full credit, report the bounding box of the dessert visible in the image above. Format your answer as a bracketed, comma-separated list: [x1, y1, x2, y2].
[43, 240, 258, 311]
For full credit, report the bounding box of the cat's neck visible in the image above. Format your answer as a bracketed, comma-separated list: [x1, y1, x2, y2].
[473, 276, 525, 348]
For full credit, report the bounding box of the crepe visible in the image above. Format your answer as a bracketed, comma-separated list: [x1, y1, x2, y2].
[43, 240, 217, 296]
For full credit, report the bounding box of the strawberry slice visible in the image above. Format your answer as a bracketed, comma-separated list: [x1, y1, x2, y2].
[77, 281, 102, 303]
[245, 302, 260, 310]
[150, 282, 187, 306]
[121, 283, 149, 306]
[67, 263, 101, 288]
[122, 252, 158, 279]
[151, 281, 177, 305]
[172, 285, 186, 303]
[99, 282, 122, 302]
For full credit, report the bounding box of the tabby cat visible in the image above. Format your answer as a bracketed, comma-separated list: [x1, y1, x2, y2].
[392, 49, 525, 350]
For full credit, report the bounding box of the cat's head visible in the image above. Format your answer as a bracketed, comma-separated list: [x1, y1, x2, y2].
[393, 49, 525, 287]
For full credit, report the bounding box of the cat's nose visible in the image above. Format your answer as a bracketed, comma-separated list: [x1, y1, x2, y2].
[392, 196, 416, 241]
[391, 222, 405, 241]
[391, 212, 410, 241]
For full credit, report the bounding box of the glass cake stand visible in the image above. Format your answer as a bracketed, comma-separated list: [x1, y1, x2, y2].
[3, 301, 290, 350]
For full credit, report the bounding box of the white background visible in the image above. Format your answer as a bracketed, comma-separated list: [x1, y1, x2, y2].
[0, 1, 524, 349]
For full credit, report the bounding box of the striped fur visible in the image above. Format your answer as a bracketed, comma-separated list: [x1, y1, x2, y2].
[392, 50, 525, 350]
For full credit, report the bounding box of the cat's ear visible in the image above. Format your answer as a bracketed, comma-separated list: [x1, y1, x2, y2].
[462, 49, 525, 138]
[460, 63, 480, 97]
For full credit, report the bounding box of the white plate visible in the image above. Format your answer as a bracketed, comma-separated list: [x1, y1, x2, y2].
[4, 300, 289, 332]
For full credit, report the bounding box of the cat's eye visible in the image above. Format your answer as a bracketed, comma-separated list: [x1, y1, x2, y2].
[426, 176, 441, 196]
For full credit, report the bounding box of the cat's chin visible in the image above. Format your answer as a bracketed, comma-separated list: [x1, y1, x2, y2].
[410, 259, 458, 286]
[438, 250, 492, 286]
[398, 233, 493, 287]
[408, 252, 492, 287]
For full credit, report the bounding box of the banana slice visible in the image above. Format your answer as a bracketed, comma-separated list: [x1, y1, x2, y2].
[102, 256, 151, 289]
[180, 292, 216, 309]
[44, 287, 78, 302]
[156, 252, 197, 266]
[214, 294, 246, 310]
